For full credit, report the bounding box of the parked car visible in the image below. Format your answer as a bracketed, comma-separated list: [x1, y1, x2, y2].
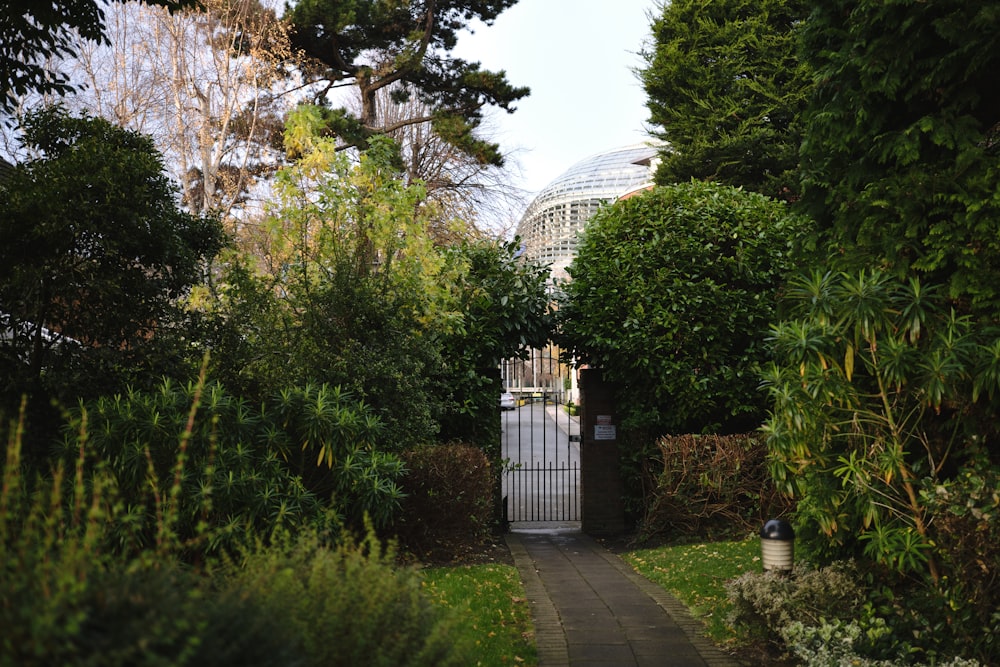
[500, 391, 516, 410]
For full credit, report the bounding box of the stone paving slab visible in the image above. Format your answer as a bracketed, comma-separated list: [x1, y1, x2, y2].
[506, 530, 745, 667]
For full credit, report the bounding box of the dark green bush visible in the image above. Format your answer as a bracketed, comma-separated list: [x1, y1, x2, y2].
[267, 383, 404, 529]
[3, 413, 462, 667]
[231, 528, 466, 667]
[394, 443, 495, 561]
[59, 378, 410, 558]
[65, 563, 301, 667]
[59, 379, 338, 558]
[918, 445, 1000, 661]
[557, 181, 807, 436]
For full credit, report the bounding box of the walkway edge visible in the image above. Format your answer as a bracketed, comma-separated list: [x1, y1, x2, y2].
[505, 531, 743, 667]
[505, 533, 570, 666]
[591, 545, 743, 667]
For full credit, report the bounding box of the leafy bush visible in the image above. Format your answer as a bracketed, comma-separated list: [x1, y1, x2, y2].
[268, 383, 405, 529]
[394, 443, 495, 561]
[638, 433, 792, 540]
[727, 556, 993, 664]
[799, 1, 1000, 319]
[782, 620, 982, 667]
[59, 378, 339, 558]
[726, 561, 863, 645]
[0, 107, 225, 414]
[557, 181, 808, 436]
[59, 376, 409, 559]
[231, 528, 465, 667]
[917, 447, 1000, 660]
[434, 240, 552, 450]
[2, 415, 292, 667]
[763, 270, 1000, 578]
[763, 269, 1000, 663]
[3, 409, 463, 667]
[67, 563, 300, 667]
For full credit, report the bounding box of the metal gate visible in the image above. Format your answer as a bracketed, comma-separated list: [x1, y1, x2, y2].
[500, 348, 581, 523]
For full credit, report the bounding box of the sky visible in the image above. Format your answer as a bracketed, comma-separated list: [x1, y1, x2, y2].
[454, 0, 659, 197]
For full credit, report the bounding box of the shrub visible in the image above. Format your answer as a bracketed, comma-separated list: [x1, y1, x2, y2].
[67, 562, 301, 667]
[763, 269, 1000, 664]
[394, 443, 495, 561]
[557, 181, 808, 436]
[59, 378, 340, 559]
[782, 619, 982, 667]
[1, 410, 295, 667]
[2, 409, 463, 667]
[726, 561, 863, 645]
[920, 447, 1000, 659]
[59, 378, 411, 559]
[267, 383, 405, 529]
[726, 561, 988, 665]
[231, 528, 465, 667]
[638, 433, 792, 541]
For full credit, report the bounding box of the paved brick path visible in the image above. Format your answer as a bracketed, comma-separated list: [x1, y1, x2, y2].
[506, 530, 744, 667]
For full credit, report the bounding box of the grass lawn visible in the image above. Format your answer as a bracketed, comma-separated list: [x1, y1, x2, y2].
[421, 563, 537, 666]
[623, 533, 761, 645]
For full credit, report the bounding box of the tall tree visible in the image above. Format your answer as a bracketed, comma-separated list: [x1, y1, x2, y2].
[210, 107, 453, 448]
[369, 84, 527, 241]
[642, 0, 812, 200]
[799, 1, 1000, 316]
[209, 106, 550, 450]
[0, 0, 198, 115]
[286, 0, 528, 167]
[64, 0, 292, 218]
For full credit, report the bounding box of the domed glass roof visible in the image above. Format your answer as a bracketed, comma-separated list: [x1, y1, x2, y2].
[515, 143, 659, 278]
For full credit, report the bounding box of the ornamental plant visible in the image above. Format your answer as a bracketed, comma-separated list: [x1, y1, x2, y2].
[557, 181, 807, 436]
[60, 375, 402, 558]
[763, 270, 1000, 661]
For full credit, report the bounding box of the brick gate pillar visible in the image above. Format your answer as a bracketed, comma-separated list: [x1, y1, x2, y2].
[579, 368, 625, 536]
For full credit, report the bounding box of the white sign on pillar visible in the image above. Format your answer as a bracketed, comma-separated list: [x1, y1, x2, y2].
[594, 414, 616, 441]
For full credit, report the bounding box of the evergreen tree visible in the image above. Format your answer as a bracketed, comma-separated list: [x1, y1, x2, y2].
[799, 0, 1000, 316]
[642, 0, 812, 200]
[287, 0, 528, 167]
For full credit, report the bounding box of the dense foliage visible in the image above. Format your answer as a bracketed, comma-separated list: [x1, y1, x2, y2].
[642, 0, 812, 199]
[798, 1, 1000, 316]
[57, 375, 408, 558]
[763, 270, 1000, 660]
[1, 423, 464, 666]
[394, 443, 494, 561]
[727, 560, 985, 665]
[0, 107, 225, 458]
[209, 110, 550, 453]
[557, 181, 806, 436]
[435, 238, 551, 448]
[287, 0, 528, 167]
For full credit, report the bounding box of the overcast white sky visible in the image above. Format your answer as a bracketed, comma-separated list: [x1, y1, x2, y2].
[454, 0, 659, 196]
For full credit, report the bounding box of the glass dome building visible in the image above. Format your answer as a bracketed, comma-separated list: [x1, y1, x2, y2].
[515, 143, 659, 279]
